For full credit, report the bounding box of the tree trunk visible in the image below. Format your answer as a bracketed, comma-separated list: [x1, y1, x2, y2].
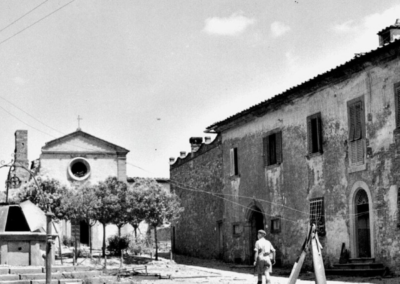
[102, 223, 106, 258]
[118, 226, 123, 268]
[154, 226, 158, 261]
[134, 226, 137, 241]
[74, 222, 78, 265]
[89, 224, 92, 256]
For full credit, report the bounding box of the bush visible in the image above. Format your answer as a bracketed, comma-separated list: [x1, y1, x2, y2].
[107, 235, 130, 256]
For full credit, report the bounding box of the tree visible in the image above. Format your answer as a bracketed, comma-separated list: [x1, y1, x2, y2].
[11, 177, 71, 219]
[126, 185, 147, 241]
[60, 185, 99, 259]
[92, 177, 128, 258]
[142, 181, 184, 260]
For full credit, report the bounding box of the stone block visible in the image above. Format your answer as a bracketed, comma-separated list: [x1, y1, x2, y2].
[9, 268, 43, 275]
[69, 271, 101, 279]
[46, 266, 75, 273]
[82, 276, 116, 284]
[0, 280, 30, 284]
[0, 275, 19, 281]
[0, 268, 9, 275]
[19, 273, 63, 280]
[58, 279, 82, 284]
[31, 280, 58, 284]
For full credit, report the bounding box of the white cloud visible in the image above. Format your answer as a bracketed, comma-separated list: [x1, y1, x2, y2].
[333, 4, 400, 35]
[203, 12, 255, 36]
[332, 20, 359, 33]
[271, 21, 291, 37]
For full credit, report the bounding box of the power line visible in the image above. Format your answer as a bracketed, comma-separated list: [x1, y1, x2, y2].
[0, 100, 153, 174]
[0, 96, 64, 135]
[170, 180, 386, 220]
[0, 0, 50, 34]
[0, 0, 75, 47]
[0, 104, 56, 138]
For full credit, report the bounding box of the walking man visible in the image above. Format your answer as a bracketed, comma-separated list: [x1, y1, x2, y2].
[254, 229, 276, 284]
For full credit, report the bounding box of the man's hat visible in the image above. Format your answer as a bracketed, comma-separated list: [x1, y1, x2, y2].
[258, 230, 266, 235]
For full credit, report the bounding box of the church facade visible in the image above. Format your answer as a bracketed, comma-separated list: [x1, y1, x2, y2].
[14, 128, 133, 249]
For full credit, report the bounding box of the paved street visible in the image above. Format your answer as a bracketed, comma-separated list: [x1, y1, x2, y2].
[65, 254, 399, 284]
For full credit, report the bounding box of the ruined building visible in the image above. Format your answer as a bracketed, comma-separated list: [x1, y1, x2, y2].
[170, 21, 400, 274]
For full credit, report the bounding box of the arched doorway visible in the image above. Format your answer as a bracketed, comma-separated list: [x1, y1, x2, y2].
[355, 189, 371, 257]
[248, 206, 265, 260]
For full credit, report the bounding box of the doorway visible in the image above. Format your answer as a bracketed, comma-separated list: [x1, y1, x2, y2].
[80, 220, 89, 245]
[355, 189, 371, 257]
[248, 206, 265, 261]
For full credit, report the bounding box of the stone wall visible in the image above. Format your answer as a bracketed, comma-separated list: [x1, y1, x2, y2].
[219, 52, 400, 272]
[170, 135, 224, 259]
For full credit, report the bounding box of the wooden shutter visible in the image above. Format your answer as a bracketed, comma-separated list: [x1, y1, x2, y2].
[396, 85, 400, 128]
[354, 102, 362, 140]
[307, 116, 312, 154]
[230, 148, 234, 176]
[276, 131, 283, 164]
[349, 104, 356, 141]
[263, 136, 269, 167]
[317, 115, 323, 153]
[234, 148, 238, 175]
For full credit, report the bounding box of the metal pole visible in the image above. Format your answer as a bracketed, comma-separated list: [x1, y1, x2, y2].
[46, 211, 55, 284]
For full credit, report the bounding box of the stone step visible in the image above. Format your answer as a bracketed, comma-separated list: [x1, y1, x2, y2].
[9, 269, 42, 275]
[19, 271, 101, 281]
[19, 273, 64, 280]
[325, 267, 385, 277]
[0, 280, 30, 284]
[348, 257, 375, 264]
[333, 262, 384, 270]
[0, 275, 19, 281]
[0, 269, 9, 275]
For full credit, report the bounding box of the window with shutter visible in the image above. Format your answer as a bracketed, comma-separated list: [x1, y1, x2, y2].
[395, 83, 400, 128]
[230, 148, 239, 176]
[307, 112, 323, 154]
[263, 130, 283, 167]
[347, 97, 366, 168]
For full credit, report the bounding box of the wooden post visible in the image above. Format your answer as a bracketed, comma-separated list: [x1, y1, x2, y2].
[46, 212, 55, 284]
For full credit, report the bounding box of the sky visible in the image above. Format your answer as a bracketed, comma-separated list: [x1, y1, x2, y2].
[0, 0, 399, 187]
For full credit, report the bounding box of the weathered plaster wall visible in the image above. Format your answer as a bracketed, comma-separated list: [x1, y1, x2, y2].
[220, 57, 400, 272]
[40, 155, 119, 186]
[170, 137, 224, 259]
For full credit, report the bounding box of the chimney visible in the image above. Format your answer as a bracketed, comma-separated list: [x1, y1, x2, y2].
[189, 137, 203, 153]
[204, 136, 212, 144]
[13, 130, 30, 186]
[378, 19, 400, 46]
[169, 157, 175, 165]
[180, 151, 186, 158]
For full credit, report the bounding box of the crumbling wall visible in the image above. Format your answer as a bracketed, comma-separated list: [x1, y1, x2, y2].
[170, 136, 224, 259]
[219, 56, 400, 272]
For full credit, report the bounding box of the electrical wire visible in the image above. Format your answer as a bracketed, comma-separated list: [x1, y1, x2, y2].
[0, 0, 75, 47]
[0, 0, 50, 34]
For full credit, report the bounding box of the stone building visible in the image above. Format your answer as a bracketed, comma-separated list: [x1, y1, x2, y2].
[13, 128, 131, 249]
[170, 21, 400, 274]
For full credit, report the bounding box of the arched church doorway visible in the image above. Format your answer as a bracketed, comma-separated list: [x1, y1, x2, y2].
[248, 206, 265, 260]
[355, 189, 371, 257]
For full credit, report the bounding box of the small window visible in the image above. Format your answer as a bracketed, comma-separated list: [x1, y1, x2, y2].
[271, 217, 281, 234]
[310, 197, 326, 236]
[394, 82, 400, 128]
[263, 131, 282, 167]
[307, 112, 323, 154]
[347, 97, 365, 166]
[230, 148, 239, 176]
[232, 223, 242, 237]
